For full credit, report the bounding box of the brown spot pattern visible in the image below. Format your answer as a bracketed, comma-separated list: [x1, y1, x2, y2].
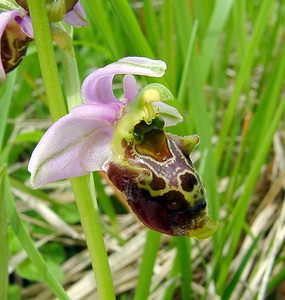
[149, 173, 166, 190]
[180, 172, 198, 192]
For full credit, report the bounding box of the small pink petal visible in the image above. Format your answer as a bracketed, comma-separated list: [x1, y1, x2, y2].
[82, 56, 167, 105]
[64, 2, 87, 28]
[123, 75, 138, 102]
[28, 106, 115, 188]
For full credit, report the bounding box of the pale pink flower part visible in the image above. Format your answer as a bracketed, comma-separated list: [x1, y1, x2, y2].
[64, 2, 87, 28]
[16, 14, 34, 38]
[28, 57, 182, 188]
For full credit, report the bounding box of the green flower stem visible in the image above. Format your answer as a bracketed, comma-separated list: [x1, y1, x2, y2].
[27, 0, 67, 121]
[60, 45, 81, 111]
[61, 42, 120, 231]
[0, 165, 8, 300]
[27, 1, 115, 299]
[61, 38, 117, 298]
[70, 176, 115, 300]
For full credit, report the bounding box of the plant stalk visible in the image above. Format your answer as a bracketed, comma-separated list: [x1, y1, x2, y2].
[27, 1, 115, 299]
[0, 165, 8, 300]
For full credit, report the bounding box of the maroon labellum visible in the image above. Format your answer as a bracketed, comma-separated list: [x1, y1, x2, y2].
[106, 117, 217, 239]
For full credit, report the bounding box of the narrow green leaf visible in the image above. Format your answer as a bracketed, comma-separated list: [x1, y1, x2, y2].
[80, 0, 121, 59]
[217, 97, 285, 291]
[176, 237, 192, 300]
[143, 0, 160, 54]
[222, 236, 259, 300]
[163, 254, 179, 300]
[109, 0, 154, 58]
[216, 0, 274, 168]
[200, 0, 234, 81]
[177, 20, 198, 105]
[173, 0, 192, 59]
[0, 165, 8, 300]
[5, 173, 69, 299]
[133, 230, 160, 300]
[0, 72, 17, 152]
[162, 0, 176, 92]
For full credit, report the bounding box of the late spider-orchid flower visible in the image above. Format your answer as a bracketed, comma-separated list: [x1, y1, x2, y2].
[28, 57, 217, 239]
[0, 10, 33, 82]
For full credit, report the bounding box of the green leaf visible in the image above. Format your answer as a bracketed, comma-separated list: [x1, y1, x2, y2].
[14, 131, 44, 144]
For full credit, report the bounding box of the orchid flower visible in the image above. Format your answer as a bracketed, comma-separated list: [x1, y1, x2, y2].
[0, 10, 33, 82]
[0, 1, 86, 82]
[28, 57, 217, 239]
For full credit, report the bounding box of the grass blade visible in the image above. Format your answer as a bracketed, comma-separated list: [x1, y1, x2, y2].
[0, 165, 8, 300]
[216, 0, 274, 168]
[5, 173, 69, 300]
[222, 236, 259, 300]
[217, 97, 285, 291]
[109, 0, 154, 58]
[0, 71, 17, 152]
[81, 0, 121, 59]
[133, 230, 160, 300]
[173, 0, 192, 59]
[142, 0, 160, 54]
[177, 20, 198, 105]
[162, 0, 176, 92]
[200, 0, 234, 81]
[176, 237, 192, 300]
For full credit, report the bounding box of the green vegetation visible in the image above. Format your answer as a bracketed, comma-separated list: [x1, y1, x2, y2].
[1, 0, 285, 299]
